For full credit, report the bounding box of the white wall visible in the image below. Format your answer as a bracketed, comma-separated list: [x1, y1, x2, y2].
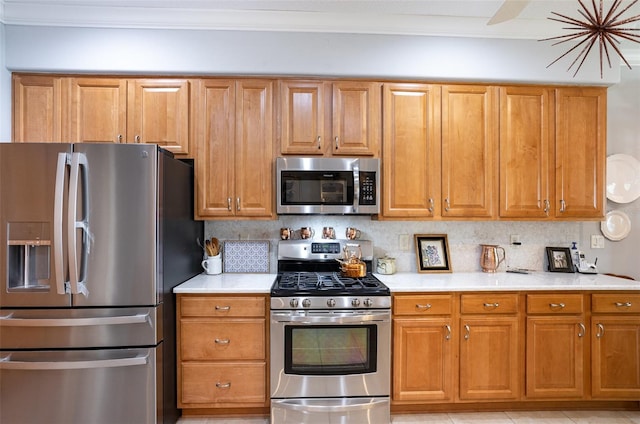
[2, 24, 637, 278]
[0, 23, 10, 141]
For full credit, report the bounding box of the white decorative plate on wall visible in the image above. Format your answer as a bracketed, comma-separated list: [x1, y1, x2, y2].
[606, 154, 640, 203]
[601, 210, 632, 241]
[223, 240, 270, 273]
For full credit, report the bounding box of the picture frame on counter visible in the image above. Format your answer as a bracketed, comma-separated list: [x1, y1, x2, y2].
[415, 234, 452, 273]
[546, 247, 574, 273]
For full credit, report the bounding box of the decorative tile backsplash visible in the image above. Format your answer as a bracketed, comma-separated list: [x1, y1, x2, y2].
[205, 217, 582, 273]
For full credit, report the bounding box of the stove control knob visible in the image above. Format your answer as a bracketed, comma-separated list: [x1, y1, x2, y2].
[302, 298, 311, 308]
[363, 298, 373, 307]
[289, 298, 299, 308]
[351, 298, 361, 307]
[327, 298, 336, 307]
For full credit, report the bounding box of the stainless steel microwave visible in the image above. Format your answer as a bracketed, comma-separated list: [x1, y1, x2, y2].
[276, 157, 380, 215]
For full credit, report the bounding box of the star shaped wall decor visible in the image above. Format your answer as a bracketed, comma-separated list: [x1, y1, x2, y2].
[540, 0, 640, 77]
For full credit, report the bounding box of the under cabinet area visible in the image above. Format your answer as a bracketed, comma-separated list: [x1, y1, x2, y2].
[177, 294, 269, 412]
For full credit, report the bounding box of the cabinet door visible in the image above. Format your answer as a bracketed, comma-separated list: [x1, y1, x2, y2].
[393, 318, 453, 402]
[555, 87, 606, 218]
[12, 74, 64, 143]
[68, 77, 127, 143]
[331, 81, 381, 157]
[195, 79, 236, 218]
[128, 79, 191, 155]
[279, 80, 325, 155]
[459, 316, 520, 401]
[235, 80, 274, 218]
[592, 317, 640, 399]
[499, 86, 554, 218]
[441, 85, 498, 218]
[382, 83, 441, 218]
[526, 316, 586, 399]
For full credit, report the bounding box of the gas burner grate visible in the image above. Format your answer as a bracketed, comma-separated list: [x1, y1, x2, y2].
[273, 271, 389, 296]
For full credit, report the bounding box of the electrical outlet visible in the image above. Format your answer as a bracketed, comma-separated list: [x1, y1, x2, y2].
[399, 234, 411, 251]
[510, 234, 521, 245]
[591, 234, 605, 249]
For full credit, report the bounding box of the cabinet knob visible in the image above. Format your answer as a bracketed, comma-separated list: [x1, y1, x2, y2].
[549, 303, 565, 309]
[215, 305, 231, 311]
[614, 302, 632, 308]
[577, 323, 586, 338]
[445, 325, 451, 341]
[334, 136, 339, 150]
[215, 382, 231, 389]
[317, 136, 322, 149]
[560, 199, 566, 213]
[596, 323, 605, 338]
[464, 324, 470, 340]
[214, 338, 230, 344]
[416, 303, 432, 310]
[483, 302, 500, 309]
[227, 197, 232, 211]
[444, 198, 450, 212]
[428, 198, 434, 214]
[543, 199, 550, 215]
[236, 197, 241, 211]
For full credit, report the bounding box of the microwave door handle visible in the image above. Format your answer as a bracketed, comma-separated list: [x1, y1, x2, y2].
[352, 162, 360, 213]
[67, 153, 90, 297]
[54, 153, 70, 295]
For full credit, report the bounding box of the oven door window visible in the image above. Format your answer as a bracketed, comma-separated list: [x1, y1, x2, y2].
[281, 171, 353, 205]
[284, 325, 377, 375]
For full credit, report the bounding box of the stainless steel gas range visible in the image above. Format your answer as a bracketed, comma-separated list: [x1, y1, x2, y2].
[270, 239, 391, 424]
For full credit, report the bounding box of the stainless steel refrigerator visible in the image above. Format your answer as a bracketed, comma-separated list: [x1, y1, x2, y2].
[0, 143, 203, 424]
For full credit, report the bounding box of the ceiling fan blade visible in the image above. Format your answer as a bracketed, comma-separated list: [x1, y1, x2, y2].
[487, 0, 531, 25]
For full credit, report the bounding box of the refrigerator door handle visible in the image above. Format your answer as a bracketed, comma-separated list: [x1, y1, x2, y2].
[68, 152, 90, 297]
[0, 313, 150, 327]
[54, 153, 70, 295]
[0, 353, 149, 370]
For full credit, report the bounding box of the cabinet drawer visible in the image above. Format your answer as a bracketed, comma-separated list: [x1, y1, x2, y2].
[592, 294, 640, 314]
[460, 293, 519, 314]
[394, 294, 453, 315]
[527, 294, 584, 314]
[181, 362, 266, 405]
[180, 296, 266, 317]
[180, 319, 265, 360]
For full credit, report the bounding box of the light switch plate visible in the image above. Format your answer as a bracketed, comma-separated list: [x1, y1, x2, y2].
[591, 234, 605, 249]
[399, 234, 411, 251]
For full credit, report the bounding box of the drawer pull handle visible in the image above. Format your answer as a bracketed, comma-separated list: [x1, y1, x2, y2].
[416, 304, 432, 310]
[215, 305, 231, 311]
[596, 323, 605, 338]
[615, 302, 632, 308]
[549, 303, 566, 309]
[215, 382, 231, 389]
[214, 338, 230, 344]
[578, 323, 586, 338]
[464, 324, 470, 340]
[445, 325, 451, 340]
[483, 302, 499, 308]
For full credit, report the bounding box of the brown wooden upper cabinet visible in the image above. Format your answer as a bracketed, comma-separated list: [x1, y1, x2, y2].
[499, 86, 606, 220]
[13, 74, 192, 156]
[279, 80, 381, 157]
[382, 83, 497, 219]
[12, 74, 64, 142]
[194, 79, 274, 220]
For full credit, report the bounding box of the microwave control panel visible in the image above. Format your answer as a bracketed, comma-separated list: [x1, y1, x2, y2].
[359, 172, 377, 205]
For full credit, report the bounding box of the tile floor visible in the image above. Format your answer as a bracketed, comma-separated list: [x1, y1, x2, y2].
[178, 409, 640, 424]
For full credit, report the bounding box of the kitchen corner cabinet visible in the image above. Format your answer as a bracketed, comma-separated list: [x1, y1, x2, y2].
[554, 87, 606, 219]
[12, 74, 65, 143]
[279, 80, 381, 157]
[525, 294, 587, 399]
[382, 83, 441, 218]
[177, 294, 268, 410]
[591, 293, 640, 399]
[458, 293, 521, 401]
[392, 295, 454, 403]
[195, 79, 274, 219]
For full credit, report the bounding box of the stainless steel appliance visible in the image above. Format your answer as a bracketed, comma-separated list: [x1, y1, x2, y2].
[270, 239, 391, 424]
[276, 157, 380, 215]
[0, 143, 203, 424]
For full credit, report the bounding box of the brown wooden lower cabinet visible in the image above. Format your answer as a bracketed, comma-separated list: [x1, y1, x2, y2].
[391, 291, 640, 412]
[177, 294, 269, 413]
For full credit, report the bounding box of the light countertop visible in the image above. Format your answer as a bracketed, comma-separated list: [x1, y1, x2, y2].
[174, 271, 639, 294]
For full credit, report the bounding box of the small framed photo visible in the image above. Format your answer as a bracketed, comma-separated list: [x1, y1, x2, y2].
[415, 234, 452, 273]
[546, 247, 574, 273]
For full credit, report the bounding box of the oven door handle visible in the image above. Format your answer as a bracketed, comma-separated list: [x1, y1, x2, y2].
[272, 313, 390, 324]
[272, 398, 388, 412]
